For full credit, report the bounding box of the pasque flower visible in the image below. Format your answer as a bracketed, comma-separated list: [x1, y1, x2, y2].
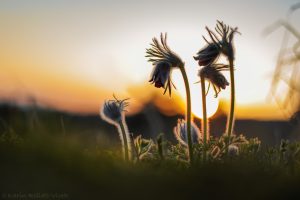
[100, 95, 131, 161]
[199, 64, 230, 97]
[194, 21, 239, 67]
[205, 21, 239, 138]
[174, 119, 201, 147]
[204, 20, 239, 61]
[193, 42, 220, 66]
[228, 144, 239, 156]
[195, 21, 236, 160]
[198, 64, 229, 160]
[195, 21, 240, 140]
[146, 33, 184, 96]
[148, 61, 172, 88]
[146, 33, 194, 164]
[100, 95, 129, 125]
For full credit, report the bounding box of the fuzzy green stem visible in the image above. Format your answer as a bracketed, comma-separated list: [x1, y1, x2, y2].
[179, 66, 193, 164]
[200, 76, 208, 161]
[226, 58, 235, 137]
[119, 121, 129, 162]
[130, 133, 139, 162]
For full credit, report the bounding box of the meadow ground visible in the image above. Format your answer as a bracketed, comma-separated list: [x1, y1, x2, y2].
[1, 130, 300, 200]
[1, 105, 300, 200]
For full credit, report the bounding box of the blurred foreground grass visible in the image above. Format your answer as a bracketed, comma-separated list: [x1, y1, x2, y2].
[1, 104, 300, 199]
[1, 131, 300, 200]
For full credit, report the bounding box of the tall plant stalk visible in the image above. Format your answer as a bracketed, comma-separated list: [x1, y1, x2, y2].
[179, 66, 193, 164]
[100, 96, 131, 162]
[226, 59, 235, 137]
[119, 121, 129, 161]
[200, 76, 208, 161]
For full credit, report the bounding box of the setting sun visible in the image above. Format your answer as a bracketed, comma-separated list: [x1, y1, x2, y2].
[172, 70, 219, 118]
[190, 85, 219, 119]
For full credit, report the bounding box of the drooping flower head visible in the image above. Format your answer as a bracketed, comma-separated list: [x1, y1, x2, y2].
[228, 144, 239, 156]
[199, 64, 230, 97]
[205, 20, 240, 61]
[194, 21, 239, 66]
[146, 33, 184, 96]
[193, 41, 221, 66]
[100, 95, 129, 125]
[173, 119, 202, 147]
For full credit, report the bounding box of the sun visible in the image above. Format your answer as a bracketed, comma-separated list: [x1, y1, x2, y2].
[190, 84, 219, 118]
[172, 70, 219, 118]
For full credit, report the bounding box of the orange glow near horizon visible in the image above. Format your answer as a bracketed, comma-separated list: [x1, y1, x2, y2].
[0, 54, 287, 120]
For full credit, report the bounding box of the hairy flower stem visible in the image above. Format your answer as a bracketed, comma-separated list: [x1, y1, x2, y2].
[179, 66, 193, 164]
[130, 133, 139, 162]
[200, 76, 208, 162]
[119, 121, 129, 162]
[226, 58, 235, 138]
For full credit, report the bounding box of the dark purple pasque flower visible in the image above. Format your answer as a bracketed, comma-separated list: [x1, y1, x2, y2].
[173, 119, 202, 147]
[146, 33, 184, 96]
[194, 42, 220, 66]
[149, 61, 171, 88]
[199, 64, 230, 97]
[100, 95, 129, 125]
[194, 21, 240, 67]
[205, 20, 240, 61]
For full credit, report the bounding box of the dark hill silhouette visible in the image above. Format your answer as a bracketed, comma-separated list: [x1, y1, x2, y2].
[0, 102, 299, 146]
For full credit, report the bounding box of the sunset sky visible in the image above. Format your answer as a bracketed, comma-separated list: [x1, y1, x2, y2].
[1, 0, 299, 120]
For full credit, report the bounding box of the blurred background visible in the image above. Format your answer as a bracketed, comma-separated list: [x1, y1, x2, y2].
[1, 0, 300, 146]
